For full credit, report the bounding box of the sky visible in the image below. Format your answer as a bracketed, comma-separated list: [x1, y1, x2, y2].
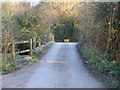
[0, 0, 119, 2]
[0, 0, 42, 2]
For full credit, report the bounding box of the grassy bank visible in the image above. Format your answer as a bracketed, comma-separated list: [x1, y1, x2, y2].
[77, 45, 119, 88]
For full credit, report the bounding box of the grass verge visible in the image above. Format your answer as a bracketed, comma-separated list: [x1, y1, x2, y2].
[77, 45, 120, 88]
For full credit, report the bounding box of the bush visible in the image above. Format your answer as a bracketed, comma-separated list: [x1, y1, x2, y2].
[89, 57, 101, 66]
[98, 59, 110, 73]
[97, 60, 119, 76]
[11, 62, 17, 67]
[40, 50, 44, 54]
[2, 64, 11, 71]
[78, 45, 119, 87]
[28, 57, 38, 62]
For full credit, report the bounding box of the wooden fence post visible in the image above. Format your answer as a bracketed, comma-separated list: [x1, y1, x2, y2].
[52, 35, 54, 42]
[30, 39, 33, 56]
[38, 37, 41, 46]
[33, 37, 36, 50]
[12, 41, 15, 61]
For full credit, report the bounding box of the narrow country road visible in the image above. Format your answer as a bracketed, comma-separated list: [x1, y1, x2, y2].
[2, 43, 105, 88]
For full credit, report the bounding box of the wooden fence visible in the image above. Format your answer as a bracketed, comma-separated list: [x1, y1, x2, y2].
[11, 34, 52, 60]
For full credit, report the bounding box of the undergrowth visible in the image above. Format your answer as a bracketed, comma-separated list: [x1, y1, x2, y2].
[2, 43, 52, 75]
[78, 45, 120, 88]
